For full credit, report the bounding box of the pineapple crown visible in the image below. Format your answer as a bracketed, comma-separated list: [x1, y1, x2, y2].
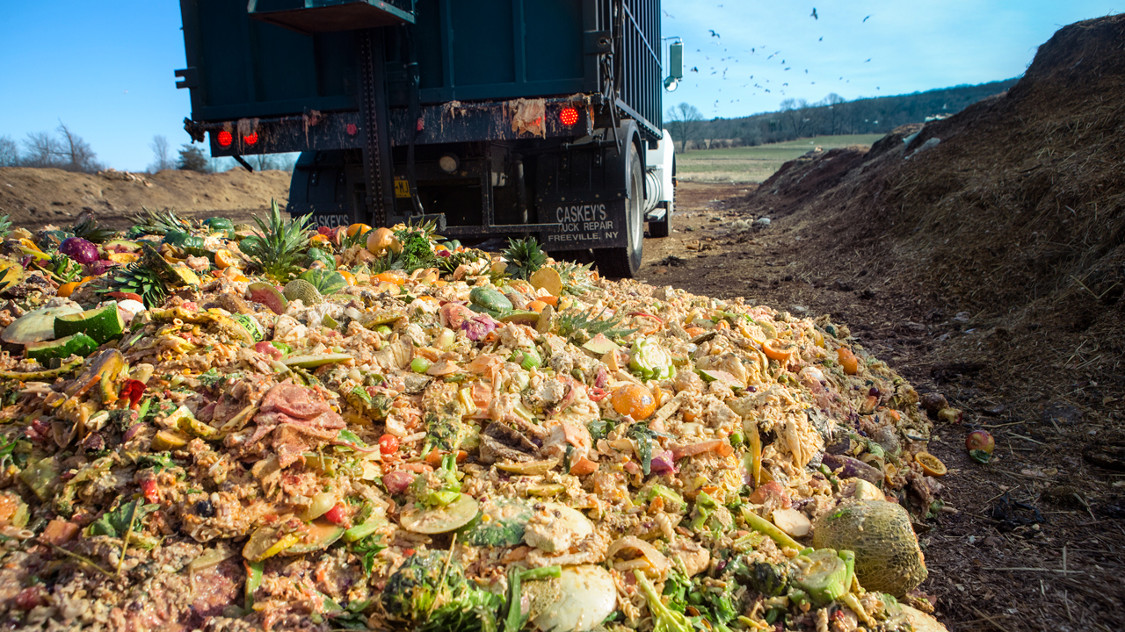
[240, 200, 312, 281]
[502, 236, 547, 280]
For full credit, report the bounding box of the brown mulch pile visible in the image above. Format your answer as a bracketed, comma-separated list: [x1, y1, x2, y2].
[732, 14, 1125, 632]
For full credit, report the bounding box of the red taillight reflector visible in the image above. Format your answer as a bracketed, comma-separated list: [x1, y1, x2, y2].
[559, 106, 579, 126]
[217, 130, 233, 147]
[243, 132, 258, 146]
[346, 123, 358, 136]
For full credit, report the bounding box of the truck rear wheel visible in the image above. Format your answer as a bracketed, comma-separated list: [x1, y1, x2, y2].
[594, 148, 644, 278]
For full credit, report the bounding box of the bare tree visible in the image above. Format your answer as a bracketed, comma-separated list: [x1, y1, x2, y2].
[665, 102, 704, 152]
[778, 99, 813, 139]
[149, 135, 174, 172]
[55, 122, 103, 173]
[22, 131, 62, 168]
[0, 136, 18, 167]
[819, 93, 847, 135]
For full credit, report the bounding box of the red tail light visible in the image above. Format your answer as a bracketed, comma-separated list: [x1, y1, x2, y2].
[559, 106, 579, 126]
[216, 130, 233, 147]
[243, 132, 259, 146]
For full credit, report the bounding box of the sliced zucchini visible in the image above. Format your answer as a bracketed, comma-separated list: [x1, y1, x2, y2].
[25, 333, 99, 362]
[792, 549, 849, 605]
[54, 302, 125, 344]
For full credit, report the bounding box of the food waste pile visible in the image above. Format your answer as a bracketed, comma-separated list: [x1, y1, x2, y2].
[0, 207, 951, 631]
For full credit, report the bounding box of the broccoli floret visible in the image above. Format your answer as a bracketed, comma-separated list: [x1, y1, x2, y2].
[382, 550, 502, 630]
[411, 454, 463, 508]
[423, 412, 466, 455]
[634, 570, 694, 632]
[728, 558, 790, 598]
[688, 491, 732, 533]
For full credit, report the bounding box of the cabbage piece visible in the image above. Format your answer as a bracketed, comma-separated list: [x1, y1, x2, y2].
[628, 337, 675, 380]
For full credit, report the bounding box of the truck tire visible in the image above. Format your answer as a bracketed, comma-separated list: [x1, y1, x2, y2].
[595, 148, 644, 278]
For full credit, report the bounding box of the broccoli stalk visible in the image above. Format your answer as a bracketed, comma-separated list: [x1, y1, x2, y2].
[689, 491, 720, 532]
[634, 570, 694, 632]
[412, 454, 463, 508]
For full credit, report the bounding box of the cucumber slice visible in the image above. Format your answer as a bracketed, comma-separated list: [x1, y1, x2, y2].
[499, 310, 540, 325]
[54, 303, 125, 344]
[1, 305, 82, 345]
[282, 353, 353, 368]
[25, 333, 99, 362]
[792, 549, 849, 605]
[400, 494, 479, 534]
[284, 519, 346, 555]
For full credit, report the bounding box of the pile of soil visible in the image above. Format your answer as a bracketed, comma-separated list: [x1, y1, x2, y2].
[643, 14, 1125, 632]
[0, 167, 290, 230]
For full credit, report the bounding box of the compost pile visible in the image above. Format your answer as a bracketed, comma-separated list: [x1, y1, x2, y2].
[0, 208, 948, 631]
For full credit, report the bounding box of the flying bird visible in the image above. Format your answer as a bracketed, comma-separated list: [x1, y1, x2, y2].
[709, 29, 720, 38]
[811, 8, 818, 20]
[863, 15, 872, 22]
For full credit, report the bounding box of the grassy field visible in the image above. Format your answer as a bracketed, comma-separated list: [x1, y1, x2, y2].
[676, 134, 884, 183]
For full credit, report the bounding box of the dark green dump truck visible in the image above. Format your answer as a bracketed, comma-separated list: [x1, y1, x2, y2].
[176, 0, 680, 277]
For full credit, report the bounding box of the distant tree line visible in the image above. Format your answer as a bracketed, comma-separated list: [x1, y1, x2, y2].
[0, 126, 296, 174]
[666, 78, 1019, 150]
[0, 122, 105, 173]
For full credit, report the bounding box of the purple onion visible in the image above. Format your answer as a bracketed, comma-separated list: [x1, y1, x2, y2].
[83, 259, 118, 276]
[650, 450, 677, 474]
[60, 237, 99, 264]
[821, 453, 883, 485]
[461, 314, 498, 341]
[123, 423, 146, 442]
[383, 470, 415, 494]
[594, 367, 609, 389]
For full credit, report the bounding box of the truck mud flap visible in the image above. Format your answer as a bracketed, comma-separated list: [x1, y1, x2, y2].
[287, 151, 361, 229]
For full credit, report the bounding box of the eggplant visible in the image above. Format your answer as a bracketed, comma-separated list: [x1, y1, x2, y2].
[821, 453, 883, 485]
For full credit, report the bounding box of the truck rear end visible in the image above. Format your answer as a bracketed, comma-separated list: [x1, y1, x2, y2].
[177, 0, 675, 276]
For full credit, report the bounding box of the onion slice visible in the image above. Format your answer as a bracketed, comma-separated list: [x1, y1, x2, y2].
[606, 535, 671, 578]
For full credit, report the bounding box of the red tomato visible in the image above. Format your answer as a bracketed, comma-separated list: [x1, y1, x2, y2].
[378, 434, 399, 455]
[140, 479, 160, 504]
[323, 502, 347, 526]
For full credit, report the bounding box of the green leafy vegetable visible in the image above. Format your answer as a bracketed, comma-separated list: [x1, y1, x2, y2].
[626, 422, 663, 475]
[87, 498, 158, 539]
[634, 570, 694, 632]
[349, 534, 387, 576]
[381, 550, 502, 631]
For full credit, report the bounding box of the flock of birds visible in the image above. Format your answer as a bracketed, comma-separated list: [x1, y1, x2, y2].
[662, 6, 880, 112]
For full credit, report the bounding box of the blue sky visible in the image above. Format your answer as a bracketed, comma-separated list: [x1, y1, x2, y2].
[0, 1, 1120, 172]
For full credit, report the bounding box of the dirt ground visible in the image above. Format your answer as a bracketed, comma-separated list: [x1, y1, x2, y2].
[2, 14, 1123, 632]
[0, 166, 290, 230]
